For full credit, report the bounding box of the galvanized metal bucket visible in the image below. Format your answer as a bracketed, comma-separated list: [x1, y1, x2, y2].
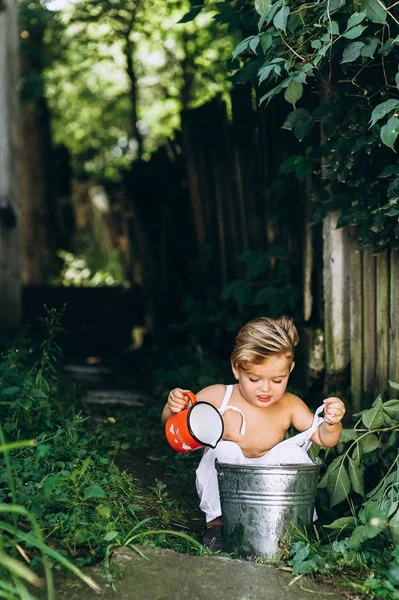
[216, 461, 321, 561]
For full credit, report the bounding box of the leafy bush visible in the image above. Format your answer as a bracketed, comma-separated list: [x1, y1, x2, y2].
[0, 310, 203, 598]
[288, 382, 399, 599]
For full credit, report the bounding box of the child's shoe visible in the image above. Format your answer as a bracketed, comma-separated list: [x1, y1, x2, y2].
[202, 525, 226, 552]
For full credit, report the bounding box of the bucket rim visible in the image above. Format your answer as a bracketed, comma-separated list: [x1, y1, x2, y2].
[215, 460, 321, 472]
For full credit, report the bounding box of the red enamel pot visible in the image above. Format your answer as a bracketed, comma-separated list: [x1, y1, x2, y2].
[165, 391, 224, 454]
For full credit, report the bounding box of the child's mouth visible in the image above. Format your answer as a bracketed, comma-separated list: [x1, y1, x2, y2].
[258, 395, 271, 403]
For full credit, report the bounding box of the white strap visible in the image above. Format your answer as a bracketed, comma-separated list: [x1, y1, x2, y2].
[219, 405, 247, 436]
[219, 384, 234, 411]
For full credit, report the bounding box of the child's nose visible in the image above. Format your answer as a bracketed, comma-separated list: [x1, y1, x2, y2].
[260, 382, 270, 392]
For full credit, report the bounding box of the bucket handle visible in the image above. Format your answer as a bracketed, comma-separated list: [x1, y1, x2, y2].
[182, 390, 197, 406]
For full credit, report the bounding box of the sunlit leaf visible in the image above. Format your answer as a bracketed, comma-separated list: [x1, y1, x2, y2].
[362, 400, 385, 429]
[341, 41, 365, 63]
[348, 457, 365, 497]
[389, 508, 399, 547]
[358, 433, 379, 453]
[273, 4, 290, 34]
[343, 25, 367, 39]
[327, 460, 351, 507]
[324, 516, 358, 530]
[84, 485, 106, 499]
[370, 99, 399, 126]
[346, 11, 367, 29]
[361, 0, 387, 24]
[284, 81, 303, 106]
[381, 116, 399, 151]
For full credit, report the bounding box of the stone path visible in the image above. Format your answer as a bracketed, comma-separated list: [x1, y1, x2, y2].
[43, 547, 350, 600]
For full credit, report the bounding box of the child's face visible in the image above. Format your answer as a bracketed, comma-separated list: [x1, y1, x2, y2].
[232, 355, 293, 409]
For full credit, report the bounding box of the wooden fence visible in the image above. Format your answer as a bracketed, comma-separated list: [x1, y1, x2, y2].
[349, 244, 399, 409]
[177, 86, 399, 410]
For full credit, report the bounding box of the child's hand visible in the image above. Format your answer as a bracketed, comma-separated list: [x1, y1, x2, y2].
[323, 397, 345, 425]
[167, 388, 191, 414]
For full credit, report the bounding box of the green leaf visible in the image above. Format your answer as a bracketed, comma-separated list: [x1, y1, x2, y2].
[258, 0, 283, 30]
[328, 20, 340, 35]
[259, 81, 286, 105]
[359, 37, 379, 58]
[379, 166, 399, 179]
[324, 516, 358, 531]
[329, 0, 345, 9]
[358, 433, 379, 453]
[36, 443, 51, 460]
[339, 429, 359, 443]
[255, 0, 272, 15]
[348, 457, 365, 497]
[396, 71, 399, 90]
[343, 24, 367, 39]
[258, 64, 277, 84]
[381, 116, 399, 151]
[273, 4, 290, 34]
[284, 81, 303, 106]
[84, 485, 106, 499]
[178, 6, 203, 23]
[259, 32, 273, 52]
[30, 389, 48, 398]
[249, 37, 260, 53]
[0, 387, 20, 397]
[43, 474, 60, 497]
[103, 530, 118, 541]
[221, 279, 252, 308]
[327, 462, 351, 507]
[347, 11, 367, 29]
[282, 108, 313, 141]
[361, 0, 387, 24]
[370, 99, 399, 127]
[96, 505, 111, 518]
[16, 397, 32, 410]
[362, 399, 385, 429]
[389, 509, 399, 547]
[383, 399, 399, 421]
[388, 501, 399, 519]
[349, 525, 369, 549]
[389, 379, 399, 390]
[232, 36, 256, 60]
[240, 250, 269, 279]
[341, 41, 365, 63]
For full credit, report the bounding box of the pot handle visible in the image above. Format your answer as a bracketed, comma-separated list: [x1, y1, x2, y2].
[182, 390, 197, 405]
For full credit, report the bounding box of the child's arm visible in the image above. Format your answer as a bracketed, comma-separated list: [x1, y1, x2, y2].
[290, 396, 345, 448]
[161, 384, 227, 424]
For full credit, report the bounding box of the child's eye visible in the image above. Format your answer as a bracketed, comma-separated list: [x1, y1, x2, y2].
[249, 378, 259, 382]
[273, 380, 283, 384]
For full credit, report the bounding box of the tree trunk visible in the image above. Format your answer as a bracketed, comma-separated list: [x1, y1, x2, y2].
[0, 0, 21, 330]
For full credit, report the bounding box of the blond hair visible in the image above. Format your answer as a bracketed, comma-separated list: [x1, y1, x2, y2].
[230, 316, 299, 371]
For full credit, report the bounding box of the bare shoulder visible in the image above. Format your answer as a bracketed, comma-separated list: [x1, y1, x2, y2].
[282, 392, 307, 410]
[196, 384, 228, 409]
[284, 393, 314, 430]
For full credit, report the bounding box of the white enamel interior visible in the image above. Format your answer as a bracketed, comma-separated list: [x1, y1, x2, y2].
[190, 403, 223, 446]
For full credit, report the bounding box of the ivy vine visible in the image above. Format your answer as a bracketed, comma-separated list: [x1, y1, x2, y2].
[184, 0, 399, 250]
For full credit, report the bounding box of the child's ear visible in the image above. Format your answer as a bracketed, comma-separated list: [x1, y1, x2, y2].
[289, 361, 295, 374]
[231, 361, 240, 380]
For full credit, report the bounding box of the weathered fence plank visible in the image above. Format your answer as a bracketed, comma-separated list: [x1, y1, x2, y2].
[349, 228, 363, 413]
[0, 0, 21, 330]
[362, 247, 377, 401]
[376, 250, 389, 395]
[323, 212, 351, 384]
[389, 249, 399, 391]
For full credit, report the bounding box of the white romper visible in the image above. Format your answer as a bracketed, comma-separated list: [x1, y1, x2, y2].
[195, 384, 324, 523]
